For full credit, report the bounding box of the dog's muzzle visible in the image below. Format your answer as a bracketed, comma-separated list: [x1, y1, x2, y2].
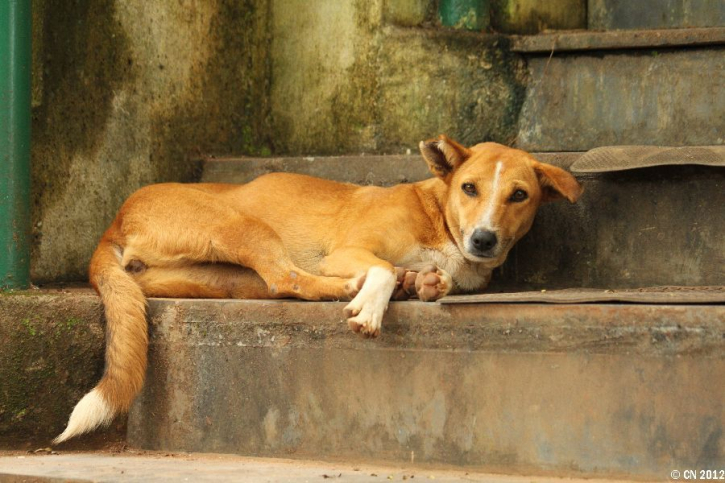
[467, 229, 498, 258]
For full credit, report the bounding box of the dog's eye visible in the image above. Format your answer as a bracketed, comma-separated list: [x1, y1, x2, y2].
[461, 183, 477, 197]
[509, 189, 528, 202]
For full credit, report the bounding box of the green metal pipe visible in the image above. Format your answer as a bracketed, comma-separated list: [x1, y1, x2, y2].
[439, 0, 490, 30]
[0, 0, 32, 289]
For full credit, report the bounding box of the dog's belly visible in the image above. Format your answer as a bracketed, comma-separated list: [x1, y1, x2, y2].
[292, 249, 327, 274]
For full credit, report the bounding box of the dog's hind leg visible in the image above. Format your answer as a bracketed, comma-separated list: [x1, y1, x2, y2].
[132, 263, 273, 299]
[121, 191, 359, 301]
[202, 215, 361, 300]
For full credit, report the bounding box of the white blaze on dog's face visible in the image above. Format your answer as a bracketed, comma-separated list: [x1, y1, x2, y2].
[420, 135, 583, 268]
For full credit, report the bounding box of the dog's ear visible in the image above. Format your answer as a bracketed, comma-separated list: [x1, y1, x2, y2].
[419, 135, 471, 180]
[532, 161, 583, 203]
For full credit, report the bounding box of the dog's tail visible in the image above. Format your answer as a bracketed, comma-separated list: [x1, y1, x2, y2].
[54, 235, 147, 444]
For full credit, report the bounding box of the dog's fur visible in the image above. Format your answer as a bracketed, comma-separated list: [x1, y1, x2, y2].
[54, 135, 582, 443]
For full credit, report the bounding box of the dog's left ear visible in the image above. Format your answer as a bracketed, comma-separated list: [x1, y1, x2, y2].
[532, 161, 583, 203]
[419, 135, 472, 180]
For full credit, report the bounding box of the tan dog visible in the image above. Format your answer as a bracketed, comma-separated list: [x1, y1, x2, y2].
[54, 135, 582, 443]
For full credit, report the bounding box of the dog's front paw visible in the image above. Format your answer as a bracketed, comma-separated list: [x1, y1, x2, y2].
[344, 299, 384, 337]
[415, 265, 452, 301]
[342, 266, 396, 337]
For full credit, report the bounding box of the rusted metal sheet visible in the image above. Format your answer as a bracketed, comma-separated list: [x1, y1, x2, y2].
[127, 298, 725, 479]
[511, 27, 725, 53]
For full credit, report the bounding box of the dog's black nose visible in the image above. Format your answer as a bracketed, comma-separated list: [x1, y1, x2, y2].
[470, 229, 498, 256]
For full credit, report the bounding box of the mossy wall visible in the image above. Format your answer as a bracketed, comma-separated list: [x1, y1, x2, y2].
[269, 0, 526, 155]
[31, 0, 272, 282]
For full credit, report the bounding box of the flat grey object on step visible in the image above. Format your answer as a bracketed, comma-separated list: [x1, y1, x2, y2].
[511, 27, 725, 53]
[571, 145, 725, 173]
[441, 286, 725, 304]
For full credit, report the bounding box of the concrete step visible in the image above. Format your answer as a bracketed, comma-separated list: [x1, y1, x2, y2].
[201, 152, 725, 290]
[514, 35, 724, 151]
[0, 289, 123, 450]
[124, 298, 725, 480]
[587, 0, 725, 30]
[1, 287, 722, 479]
[0, 450, 646, 483]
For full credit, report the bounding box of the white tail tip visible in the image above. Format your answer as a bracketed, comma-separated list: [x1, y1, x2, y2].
[53, 388, 115, 444]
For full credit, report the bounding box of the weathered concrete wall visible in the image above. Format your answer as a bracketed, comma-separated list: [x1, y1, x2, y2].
[269, 0, 526, 155]
[383, 0, 436, 27]
[269, 0, 382, 154]
[491, 0, 586, 34]
[377, 28, 525, 151]
[30, 0, 272, 282]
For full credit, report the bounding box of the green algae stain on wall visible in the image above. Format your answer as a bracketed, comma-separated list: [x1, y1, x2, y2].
[270, 0, 525, 155]
[31, 1, 273, 283]
[31, 0, 135, 282]
[378, 30, 526, 151]
[270, 0, 383, 155]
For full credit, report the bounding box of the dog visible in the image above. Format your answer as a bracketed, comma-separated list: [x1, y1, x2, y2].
[54, 135, 582, 443]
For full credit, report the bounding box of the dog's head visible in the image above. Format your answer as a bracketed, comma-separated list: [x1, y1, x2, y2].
[420, 135, 583, 269]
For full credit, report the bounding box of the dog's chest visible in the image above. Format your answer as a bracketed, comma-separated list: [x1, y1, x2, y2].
[401, 243, 490, 292]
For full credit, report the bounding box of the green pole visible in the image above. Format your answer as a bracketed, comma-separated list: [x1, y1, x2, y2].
[439, 0, 490, 30]
[0, 0, 32, 289]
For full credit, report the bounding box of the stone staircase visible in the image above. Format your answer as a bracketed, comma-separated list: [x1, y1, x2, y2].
[122, 18, 725, 480]
[125, 298, 724, 479]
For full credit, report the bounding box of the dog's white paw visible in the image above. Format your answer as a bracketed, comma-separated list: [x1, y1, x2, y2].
[343, 266, 396, 338]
